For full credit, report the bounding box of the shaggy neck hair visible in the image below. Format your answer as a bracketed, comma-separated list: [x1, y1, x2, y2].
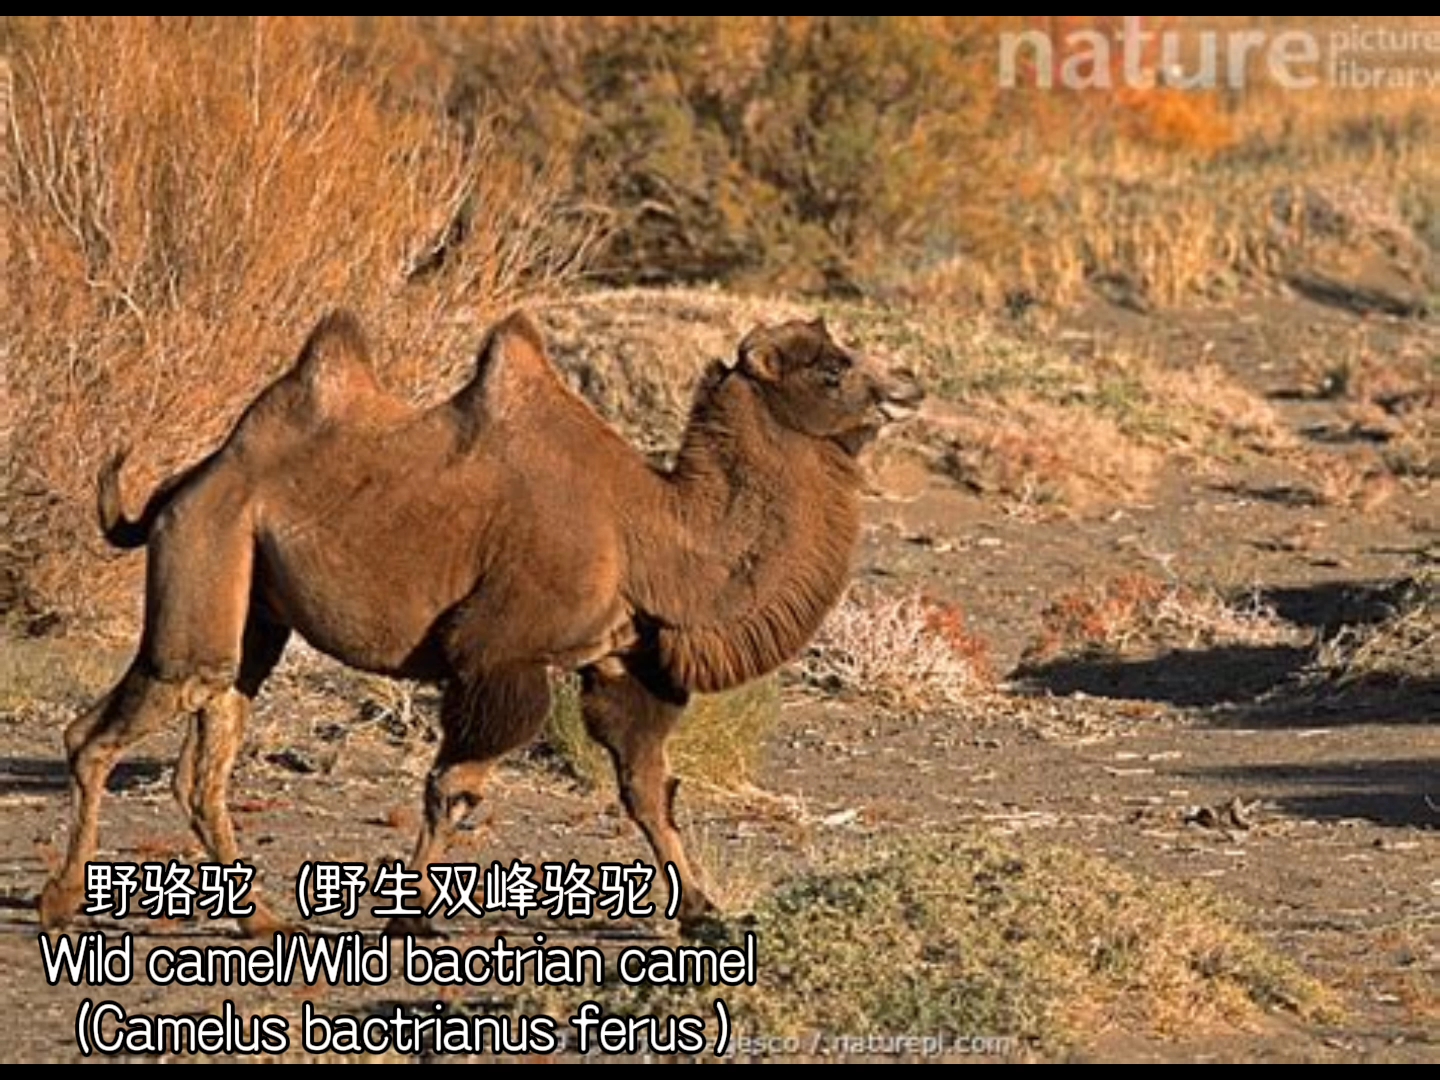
[628, 363, 862, 693]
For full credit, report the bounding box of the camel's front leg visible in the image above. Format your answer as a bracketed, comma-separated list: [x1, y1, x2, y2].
[389, 665, 551, 937]
[581, 661, 717, 929]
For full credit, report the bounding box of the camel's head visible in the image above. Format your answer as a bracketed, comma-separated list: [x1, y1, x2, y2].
[736, 319, 924, 454]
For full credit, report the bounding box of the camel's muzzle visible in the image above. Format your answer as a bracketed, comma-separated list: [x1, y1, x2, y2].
[874, 368, 924, 423]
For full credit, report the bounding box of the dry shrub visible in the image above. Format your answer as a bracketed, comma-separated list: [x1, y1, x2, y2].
[1024, 573, 1298, 665]
[444, 16, 1015, 296]
[9, 17, 1425, 355]
[799, 590, 993, 713]
[1010, 18, 1236, 149]
[579, 833, 1331, 1053]
[1, 17, 597, 627]
[442, 17, 1285, 309]
[1309, 567, 1439, 687]
[932, 400, 1162, 511]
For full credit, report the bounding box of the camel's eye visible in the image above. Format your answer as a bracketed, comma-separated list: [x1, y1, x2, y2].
[821, 354, 851, 386]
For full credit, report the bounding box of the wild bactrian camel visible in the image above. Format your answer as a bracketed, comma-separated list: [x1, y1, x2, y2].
[39, 310, 922, 935]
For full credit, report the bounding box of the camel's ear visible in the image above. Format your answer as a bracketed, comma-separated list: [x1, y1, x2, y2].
[738, 324, 782, 383]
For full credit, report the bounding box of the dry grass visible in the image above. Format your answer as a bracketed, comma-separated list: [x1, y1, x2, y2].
[784, 299, 1291, 511]
[1, 17, 597, 627]
[961, 19, 1440, 312]
[378, 18, 1440, 312]
[0, 635, 125, 715]
[210, 832, 1335, 1059]
[918, 349, 1296, 511]
[931, 400, 1164, 511]
[554, 832, 1333, 1056]
[798, 590, 993, 714]
[1023, 573, 1302, 666]
[1308, 566, 1439, 687]
[1293, 329, 1440, 488]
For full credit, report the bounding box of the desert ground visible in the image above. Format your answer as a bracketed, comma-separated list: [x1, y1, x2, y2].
[2, 287, 1434, 1062]
[1, 15, 1436, 1065]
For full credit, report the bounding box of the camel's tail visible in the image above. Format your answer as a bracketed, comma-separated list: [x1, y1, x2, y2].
[97, 448, 195, 549]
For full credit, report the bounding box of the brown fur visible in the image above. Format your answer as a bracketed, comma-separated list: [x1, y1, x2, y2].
[41, 310, 921, 935]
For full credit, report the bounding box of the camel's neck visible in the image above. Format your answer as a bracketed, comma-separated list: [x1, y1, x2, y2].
[627, 371, 861, 693]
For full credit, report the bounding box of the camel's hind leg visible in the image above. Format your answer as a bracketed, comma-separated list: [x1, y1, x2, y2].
[43, 486, 262, 932]
[389, 664, 551, 935]
[40, 666, 192, 929]
[171, 614, 291, 935]
[581, 661, 717, 927]
[172, 610, 290, 810]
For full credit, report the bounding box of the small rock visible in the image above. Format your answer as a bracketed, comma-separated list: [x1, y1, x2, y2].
[1185, 796, 1257, 831]
[265, 748, 319, 775]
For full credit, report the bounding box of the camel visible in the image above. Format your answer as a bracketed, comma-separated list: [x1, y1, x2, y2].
[39, 309, 922, 936]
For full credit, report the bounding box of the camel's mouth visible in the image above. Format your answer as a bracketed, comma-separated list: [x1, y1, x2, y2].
[874, 372, 925, 425]
[836, 384, 925, 455]
[877, 398, 922, 423]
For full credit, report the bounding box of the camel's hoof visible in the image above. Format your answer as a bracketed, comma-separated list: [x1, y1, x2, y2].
[677, 900, 727, 942]
[38, 878, 79, 931]
[384, 915, 444, 939]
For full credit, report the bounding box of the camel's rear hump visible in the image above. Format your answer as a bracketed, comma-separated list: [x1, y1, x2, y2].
[450, 311, 569, 424]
